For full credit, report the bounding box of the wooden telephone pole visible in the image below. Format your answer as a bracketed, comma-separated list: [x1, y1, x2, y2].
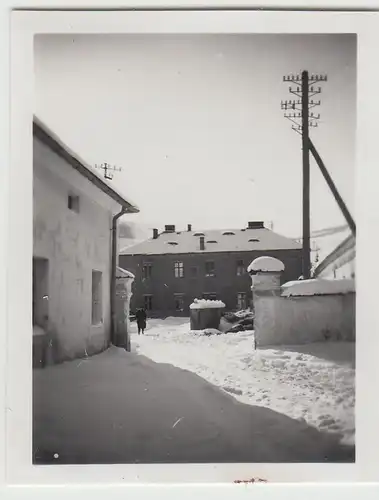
[301, 71, 311, 279]
[281, 71, 327, 279]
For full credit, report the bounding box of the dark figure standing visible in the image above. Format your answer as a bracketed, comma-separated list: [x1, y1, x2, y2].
[136, 308, 147, 335]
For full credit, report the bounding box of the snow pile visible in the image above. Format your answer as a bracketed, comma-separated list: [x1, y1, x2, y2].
[248, 256, 285, 274]
[234, 309, 254, 319]
[116, 266, 135, 279]
[190, 328, 223, 336]
[282, 278, 355, 297]
[190, 299, 226, 309]
[132, 318, 355, 445]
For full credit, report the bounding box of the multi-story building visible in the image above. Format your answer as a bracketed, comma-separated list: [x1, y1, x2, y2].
[119, 222, 303, 318]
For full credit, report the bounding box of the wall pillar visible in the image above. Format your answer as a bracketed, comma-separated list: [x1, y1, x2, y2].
[248, 256, 285, 347]
[114, 267, 135, 351]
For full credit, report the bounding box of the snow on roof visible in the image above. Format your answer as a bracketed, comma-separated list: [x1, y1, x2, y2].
[248, 256, 285, 273]
[33, 116, 139, 213]
[116, 266, 135, 279]
[281, 278, 355, 297]
[190, 299, 226, 309]
[314, 234, 355, 278]
[121, 227, 301, 256]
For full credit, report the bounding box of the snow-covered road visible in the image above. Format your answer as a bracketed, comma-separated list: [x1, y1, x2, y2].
[132, 317, 355, 445]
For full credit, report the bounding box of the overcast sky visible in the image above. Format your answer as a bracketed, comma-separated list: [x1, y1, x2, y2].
[34, 34, 356, 243]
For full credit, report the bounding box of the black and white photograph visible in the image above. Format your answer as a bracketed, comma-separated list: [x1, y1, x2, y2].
[31, 32, 356, 467]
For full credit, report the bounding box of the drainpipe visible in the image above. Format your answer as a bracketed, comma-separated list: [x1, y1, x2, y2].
[110, 206, 128, 348]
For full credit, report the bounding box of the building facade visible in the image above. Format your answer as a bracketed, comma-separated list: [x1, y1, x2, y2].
[33, 117, 138, 363]
[119, 223, 303, 317]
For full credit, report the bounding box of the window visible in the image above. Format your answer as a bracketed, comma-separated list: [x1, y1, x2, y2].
[203, 292, 217, 301]
[236, 259, 245, 276]
[174, 261, 184, 278]
[174, 294, 185, 312]
[205, 260, 215, 277]
[194, 232, 205, 237]
[144, 294, 153, 311]
[222, 231, 235, 236]
[91, 271, 103, 325]
[167, 241, 178, 246]
[207, 240, 218, 244]
[142, 263, 152, 279]
[68, 194, 80, 213]
[237, 292, 247, 310]
[190, 266, 198, 278]
[248, 238, 260, 243]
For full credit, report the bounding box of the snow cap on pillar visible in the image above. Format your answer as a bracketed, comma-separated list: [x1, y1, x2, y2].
[248, 256, 285, 274]
[248, 256, 284, 293]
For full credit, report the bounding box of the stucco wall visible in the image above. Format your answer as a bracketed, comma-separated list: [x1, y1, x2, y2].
[254, 291, 356, 346]
[119, 249, 302, 317]
[33, 137, 118, 361]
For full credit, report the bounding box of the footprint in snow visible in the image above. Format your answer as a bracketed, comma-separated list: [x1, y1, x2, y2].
[223, 386, 243, 396]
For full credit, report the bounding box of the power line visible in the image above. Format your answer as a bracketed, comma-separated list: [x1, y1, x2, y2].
[296, 224, 349, 240]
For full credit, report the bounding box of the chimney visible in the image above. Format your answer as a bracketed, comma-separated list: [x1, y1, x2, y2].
[153, 228, 159, 239]
[187, 224, 192, 232]
[200, 235, 205, 251]
[247, 221, 265, 230]
[164, 225, 176, 233]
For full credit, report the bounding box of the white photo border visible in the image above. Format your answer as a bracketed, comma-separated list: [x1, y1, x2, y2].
[2, 3, 379, 496]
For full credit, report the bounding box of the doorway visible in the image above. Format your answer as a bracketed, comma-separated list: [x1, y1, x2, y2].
[32, 257, 49, 328]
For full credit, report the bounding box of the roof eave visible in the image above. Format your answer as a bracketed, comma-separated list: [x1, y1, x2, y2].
[33, 117, 139, 214]
[120, 246, 302, 256]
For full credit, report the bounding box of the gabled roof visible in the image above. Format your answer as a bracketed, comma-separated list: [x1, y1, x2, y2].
[120, 227, 302, 256]
[33, 116, 139, 214]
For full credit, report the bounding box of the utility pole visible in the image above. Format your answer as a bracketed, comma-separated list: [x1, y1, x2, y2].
[281, 71, 327, 279]
[301, 71, 311, 279]
[95, 162, 122, 181]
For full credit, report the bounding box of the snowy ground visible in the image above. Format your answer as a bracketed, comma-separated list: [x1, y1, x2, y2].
[132, 317, 355, 446]
[33, 345, 353, 465]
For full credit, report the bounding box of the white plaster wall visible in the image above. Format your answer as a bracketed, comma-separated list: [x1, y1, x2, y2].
[254, 292, 355, 346]
[33, 138, 119, 360]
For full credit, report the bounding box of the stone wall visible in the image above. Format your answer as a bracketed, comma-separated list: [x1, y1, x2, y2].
[250, 256, 356, 347]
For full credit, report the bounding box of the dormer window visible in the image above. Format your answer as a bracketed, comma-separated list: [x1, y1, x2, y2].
[68, 194, 80, 213]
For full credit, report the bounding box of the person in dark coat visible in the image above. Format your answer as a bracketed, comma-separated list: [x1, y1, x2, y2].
[135, 308, 147, 335]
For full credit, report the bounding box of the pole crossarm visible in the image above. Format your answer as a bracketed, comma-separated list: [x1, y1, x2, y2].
[95, 162, 122, 181]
